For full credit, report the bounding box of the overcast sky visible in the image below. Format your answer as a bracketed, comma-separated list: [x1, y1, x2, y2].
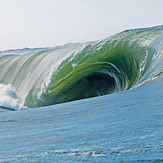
[0, 0, 162, 50]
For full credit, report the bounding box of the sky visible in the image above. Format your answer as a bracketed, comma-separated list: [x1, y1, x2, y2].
[0, 0, 162, 50]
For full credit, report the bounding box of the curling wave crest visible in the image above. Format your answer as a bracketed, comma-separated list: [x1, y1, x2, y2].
[0, 25, 162, 109]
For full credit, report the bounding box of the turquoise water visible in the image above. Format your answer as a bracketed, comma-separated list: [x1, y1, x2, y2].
[0, 25, 163, 162]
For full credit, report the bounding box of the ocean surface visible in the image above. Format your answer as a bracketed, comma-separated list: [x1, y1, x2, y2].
[0, 25, 163, 162]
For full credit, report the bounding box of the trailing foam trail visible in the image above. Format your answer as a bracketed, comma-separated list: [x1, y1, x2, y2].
[0, 25, 163, 108]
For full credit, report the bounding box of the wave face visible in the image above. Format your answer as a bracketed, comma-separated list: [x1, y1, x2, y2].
[0, 25, 163, 108]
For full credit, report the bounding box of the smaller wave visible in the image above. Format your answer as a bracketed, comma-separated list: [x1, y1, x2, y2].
[0, 84, 21, 110]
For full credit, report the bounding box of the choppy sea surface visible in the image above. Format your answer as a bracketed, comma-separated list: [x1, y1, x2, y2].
[0, 77, 162, 162]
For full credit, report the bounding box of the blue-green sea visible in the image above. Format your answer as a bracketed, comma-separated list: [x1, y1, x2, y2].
[0, 25, 163, 162]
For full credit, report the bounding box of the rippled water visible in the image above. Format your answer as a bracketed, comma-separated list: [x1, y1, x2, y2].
[0, 77, 162, 162]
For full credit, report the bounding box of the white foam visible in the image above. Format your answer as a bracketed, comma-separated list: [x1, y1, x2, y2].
[0, 84, 21, 110]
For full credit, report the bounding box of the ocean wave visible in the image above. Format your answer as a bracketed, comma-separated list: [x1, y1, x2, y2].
[0, 25, 162, 108]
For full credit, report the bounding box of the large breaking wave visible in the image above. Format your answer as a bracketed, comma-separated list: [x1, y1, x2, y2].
[0, 25, 163, 109]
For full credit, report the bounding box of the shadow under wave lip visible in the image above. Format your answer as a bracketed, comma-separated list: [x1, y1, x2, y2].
[49, 72, 119, 106]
